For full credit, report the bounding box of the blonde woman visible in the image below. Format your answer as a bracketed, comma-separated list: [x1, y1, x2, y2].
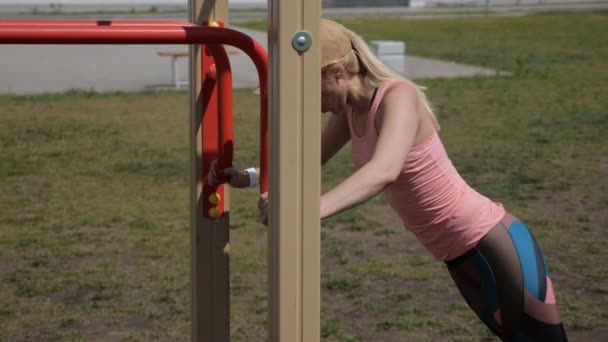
[209, 19, 568, 341]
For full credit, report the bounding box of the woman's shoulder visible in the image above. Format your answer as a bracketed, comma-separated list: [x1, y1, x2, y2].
[377, 79, 419, 111]
[370, 80, 421, 135]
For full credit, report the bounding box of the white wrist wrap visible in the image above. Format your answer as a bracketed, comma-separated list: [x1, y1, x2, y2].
[245, 167, 258, 187]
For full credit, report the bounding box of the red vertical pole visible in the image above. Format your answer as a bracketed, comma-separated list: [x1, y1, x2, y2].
[201, 45, 224, 217]
[210, 45, 234, 177]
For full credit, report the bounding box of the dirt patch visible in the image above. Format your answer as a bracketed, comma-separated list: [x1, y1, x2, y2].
[52, 288, 94, 306]
[0, 258, 16, 279]
[77, 316, 153, 342]
[531, 161, 607, 235]
[567, 327, 608, 342]
[60, 253, 109, 273]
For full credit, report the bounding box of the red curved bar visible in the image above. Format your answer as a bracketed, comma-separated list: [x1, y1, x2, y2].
[0, 21, 269, 194]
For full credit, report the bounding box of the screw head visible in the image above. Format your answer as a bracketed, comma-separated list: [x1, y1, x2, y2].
[208, 207, 220, 219]
[208, 192, 221, 206]
[291, 31, 312, 53]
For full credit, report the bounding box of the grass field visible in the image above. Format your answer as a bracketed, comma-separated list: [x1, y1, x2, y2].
[1, 12, 607, 341]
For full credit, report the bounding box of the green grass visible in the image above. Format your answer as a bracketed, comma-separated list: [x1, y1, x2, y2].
[1, 13, 607, 341]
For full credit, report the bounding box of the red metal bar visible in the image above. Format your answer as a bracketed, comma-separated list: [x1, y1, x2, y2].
[0, 25, 246, 47]
[208, 45, 234, 173]
[0, 21, 268, 194]
[0, 20, 194, 27]
[0, 25, 199, 43]
[201, 50, 222, 218]
[201, 45, 234, 219]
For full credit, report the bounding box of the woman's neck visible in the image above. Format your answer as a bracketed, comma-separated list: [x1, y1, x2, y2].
[347, 75, 376, 116]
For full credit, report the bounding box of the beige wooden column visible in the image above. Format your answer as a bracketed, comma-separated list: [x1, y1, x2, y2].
[267, 1, 321, 341]
[189, 1, 229, 342]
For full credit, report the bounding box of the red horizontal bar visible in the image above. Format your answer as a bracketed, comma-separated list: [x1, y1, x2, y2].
[0, 25, 208, 44]
[0, 20, 194, 27]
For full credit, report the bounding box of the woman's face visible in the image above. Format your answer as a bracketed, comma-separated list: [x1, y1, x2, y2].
[321, 65, 348, 114]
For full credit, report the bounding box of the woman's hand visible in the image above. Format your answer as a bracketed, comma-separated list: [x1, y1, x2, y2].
[258, 192, 269, 226]
[207, 160, 250, 188]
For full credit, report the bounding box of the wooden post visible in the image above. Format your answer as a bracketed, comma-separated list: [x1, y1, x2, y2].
[189, 1, 229, 341]
[267, 1, 322, 341]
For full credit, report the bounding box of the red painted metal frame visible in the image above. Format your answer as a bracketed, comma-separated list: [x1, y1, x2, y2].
[201, 43, 233, 218]
[0, 20, 269, 217]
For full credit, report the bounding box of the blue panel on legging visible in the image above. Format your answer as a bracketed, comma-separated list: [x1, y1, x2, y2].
[508, 221, 539, 299]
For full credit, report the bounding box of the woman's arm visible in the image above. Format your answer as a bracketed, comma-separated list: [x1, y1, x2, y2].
[321, 112, 351, 166]
[320, 83, 419, 219]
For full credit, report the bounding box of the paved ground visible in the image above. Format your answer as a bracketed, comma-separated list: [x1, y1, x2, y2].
[0, 24, 506, 95]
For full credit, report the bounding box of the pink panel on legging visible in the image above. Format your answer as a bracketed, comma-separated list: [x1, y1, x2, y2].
[524, 288, 562, 324]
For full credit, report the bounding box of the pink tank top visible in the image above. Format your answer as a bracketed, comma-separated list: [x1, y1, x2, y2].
[348, 80, 505, 261]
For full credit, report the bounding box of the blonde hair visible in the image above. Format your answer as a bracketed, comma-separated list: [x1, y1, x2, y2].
[324, 25, 440, 130]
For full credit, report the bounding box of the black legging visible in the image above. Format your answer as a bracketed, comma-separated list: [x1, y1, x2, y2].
[446, 212, 568, 341]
